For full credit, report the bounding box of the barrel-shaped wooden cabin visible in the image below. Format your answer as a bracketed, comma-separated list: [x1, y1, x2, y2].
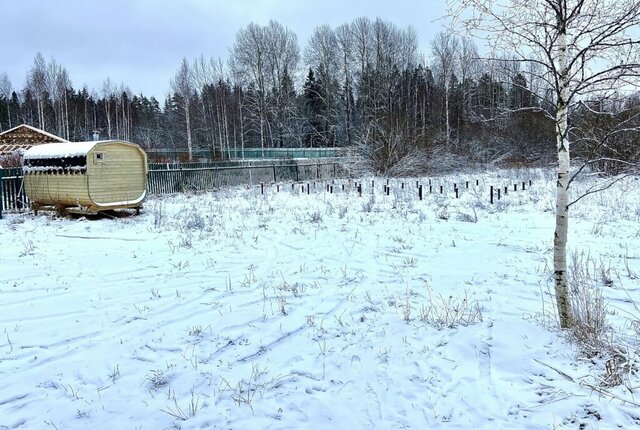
[23, 140, 148, 214]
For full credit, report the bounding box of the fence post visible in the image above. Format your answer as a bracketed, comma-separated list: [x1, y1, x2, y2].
[296, 164, 299, 182]
[490, 186, 494, 204]
[316, 162, 320, 180]
[273, 163, 277, 182]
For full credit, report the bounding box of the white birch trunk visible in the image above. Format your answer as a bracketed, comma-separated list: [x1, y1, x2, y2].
[553, 16, 573, 329]
[185, 101, 193, 161]
[445, 82, 451, 144]
[105, 99, 112, 139]
[239, 96, 245, 159]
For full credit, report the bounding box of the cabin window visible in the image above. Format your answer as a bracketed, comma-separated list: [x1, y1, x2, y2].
[94, 152, 105, 164]
[23, 156, 87, 174]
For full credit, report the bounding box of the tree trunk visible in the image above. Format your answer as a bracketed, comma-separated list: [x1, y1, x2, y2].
[445, 83, 451, 144]
[185, 101, 193, 161]
[553, 14, 573, 329]
[105, 99, 112, 139]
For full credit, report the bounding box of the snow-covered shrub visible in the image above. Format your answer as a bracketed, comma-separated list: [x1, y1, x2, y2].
[308, 210, 323, 224]
[361, 195, 375, 213]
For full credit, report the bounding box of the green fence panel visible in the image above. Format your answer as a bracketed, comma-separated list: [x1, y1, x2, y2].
[146, 161, 351, 195]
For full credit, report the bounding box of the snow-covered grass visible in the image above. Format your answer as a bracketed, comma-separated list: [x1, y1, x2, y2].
[1, 168, 640, 429]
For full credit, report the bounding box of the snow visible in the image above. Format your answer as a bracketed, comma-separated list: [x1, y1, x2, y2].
[22, 165, 87, 173]
[93, 191, 147, 207]
[23, 141, 98, 160]
[1, 168, 639, 429]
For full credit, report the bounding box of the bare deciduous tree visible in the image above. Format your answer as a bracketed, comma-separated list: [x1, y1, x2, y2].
[230, 21, 300, 150]
[449, 0, 640, 328]
[46, 59, 71, 140]
[431, 31, 460, 144]
[305, 25, 340, 146]
[171, 58, 195, 160]
[335, 23, 354, 146]
[102, 78, 115, 139]
[27, 53, 48, 130]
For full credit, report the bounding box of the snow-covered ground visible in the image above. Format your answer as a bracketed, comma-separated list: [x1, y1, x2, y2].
[1, 168, 639, 430]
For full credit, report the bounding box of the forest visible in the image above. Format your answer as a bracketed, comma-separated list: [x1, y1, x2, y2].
[1, 17, 638, 173]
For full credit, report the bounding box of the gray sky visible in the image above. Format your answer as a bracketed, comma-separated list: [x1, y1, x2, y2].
[1, 0, 447, 100]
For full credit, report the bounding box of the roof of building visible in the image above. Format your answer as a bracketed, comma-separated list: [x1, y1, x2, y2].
[0, 124, 69, 156]
[23, 141, 99, 160]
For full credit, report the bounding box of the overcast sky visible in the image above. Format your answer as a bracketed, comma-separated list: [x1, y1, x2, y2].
[1, 0, 447, 100]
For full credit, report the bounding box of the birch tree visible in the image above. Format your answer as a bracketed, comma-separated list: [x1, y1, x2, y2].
[305, 25, 341, 146]
[335, 23, 355, 146]
[192, 56, 231, 158]
[431, 31, 460, 144]
[171, 58, 195, 161]
[27, 53, 48, 130]
[230, 21, 299, 150]
[448, 0, 640, 328]
[46, 59, 71, 140]
[102, 78, 115, 139]
[458, 38, 479, 128]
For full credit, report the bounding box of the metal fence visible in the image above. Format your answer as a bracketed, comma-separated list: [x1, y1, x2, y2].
[146, 147, 353, 163]
[147, 162, 343, 194]
[0, 161, 347, 215]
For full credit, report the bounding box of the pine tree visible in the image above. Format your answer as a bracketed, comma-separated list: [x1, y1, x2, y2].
[302, 68, 327, 147]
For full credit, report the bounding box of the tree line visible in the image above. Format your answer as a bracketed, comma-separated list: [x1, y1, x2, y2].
[1, 17, 638, 172]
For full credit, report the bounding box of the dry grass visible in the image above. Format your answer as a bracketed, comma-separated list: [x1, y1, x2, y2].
[567, 251, 610, 357]
[419, 286, 483, 329]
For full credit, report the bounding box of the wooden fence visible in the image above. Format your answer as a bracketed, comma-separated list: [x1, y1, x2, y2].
[0, 168, 29, 216]
[0, 162, 345, 215]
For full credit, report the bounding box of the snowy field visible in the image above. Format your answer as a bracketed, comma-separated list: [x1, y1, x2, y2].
[1, 168, 639, 430]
